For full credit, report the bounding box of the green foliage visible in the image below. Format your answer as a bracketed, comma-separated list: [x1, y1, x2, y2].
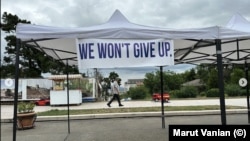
[143, 70, 185, 95]
[240, 89, 247, 96]
[109, 71, 119, 81]
[170, 90, 182, 98]
[18, 102, 35, 113]
[184, 68, 196, 81]
[207, 68, 218, 89]
[196, 65, 210, 84]
[163, 71, 184, 90]
[225, 84, 242, 97]
[127, 86, 149, 100]
[230, 68, 244, 84]
[206, 88, 219, 97]
[199, 91, 206, 97]
[182, 86, 198, 98]
[168, 87, 198, 98]
[143, 72, 157, 94]
[174, 86, 198, 98]
[168, 90, 178, 98]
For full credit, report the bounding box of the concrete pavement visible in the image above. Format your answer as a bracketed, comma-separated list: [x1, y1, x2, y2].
[1, 113, 249, 141]
[1, 98, 249, 141]
[1, 98, 248, 120]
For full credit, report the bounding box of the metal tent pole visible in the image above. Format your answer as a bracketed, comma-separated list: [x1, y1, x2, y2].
[245, 60, 250, 124]
[215, 39, 227, 125]
[160, 66, 165, 128]
[13, 38, 21, 141]
[66, 59, 70, 134]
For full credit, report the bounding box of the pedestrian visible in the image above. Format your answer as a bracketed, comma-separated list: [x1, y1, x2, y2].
[107, 77, 124, 107]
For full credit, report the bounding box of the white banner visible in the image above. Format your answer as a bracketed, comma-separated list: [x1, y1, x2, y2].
[76, 39, 174, 69]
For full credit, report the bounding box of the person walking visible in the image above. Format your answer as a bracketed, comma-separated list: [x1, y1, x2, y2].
[107, 77, 124, 107]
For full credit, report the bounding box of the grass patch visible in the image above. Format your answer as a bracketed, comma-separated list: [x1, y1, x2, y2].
[37, 105, 246, 116]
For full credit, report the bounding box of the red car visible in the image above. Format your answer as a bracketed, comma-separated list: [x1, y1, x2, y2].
[34, 97, 50, 106]
[152, 93, 170, 102]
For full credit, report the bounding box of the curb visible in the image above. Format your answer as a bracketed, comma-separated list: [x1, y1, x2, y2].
[1, 109, 247, 123]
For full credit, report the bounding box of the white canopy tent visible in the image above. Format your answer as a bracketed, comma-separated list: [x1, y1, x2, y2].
[16, 10, 250, 66]
[175, 14, 250, 65]
[12, 10, 250, 137]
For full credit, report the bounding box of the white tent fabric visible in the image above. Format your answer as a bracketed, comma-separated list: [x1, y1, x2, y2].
[16, 10, 250, 40]
[16, 10, 250, 66]
[226, 13, 250, 33]
[13, 10, 250, 129]
[175, 14, 250, 65]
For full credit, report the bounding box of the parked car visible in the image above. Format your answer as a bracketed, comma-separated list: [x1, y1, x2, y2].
[34, 97, 50, 106]
[152, 93, 170, 102]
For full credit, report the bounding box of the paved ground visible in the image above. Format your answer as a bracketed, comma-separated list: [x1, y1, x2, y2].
[1, 98, 248, 120]
[1, 113, 249, 141]
[1, 98, 249, 141]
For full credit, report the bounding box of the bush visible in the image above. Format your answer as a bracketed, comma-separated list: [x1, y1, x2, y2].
[174, 86, 198, 98]
[206, 88, 219, 97]
[199, 91, 206, 97]
[240, 89, 247, 96]
[128, 86, 149, 100]
[18, 102, 35, 113]
[168, 90, 178, 98]
[225, 84, 242, 97]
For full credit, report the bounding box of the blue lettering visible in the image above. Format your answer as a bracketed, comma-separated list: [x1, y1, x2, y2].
[108, 43, 114, 58]
[134, 43, 140, 58]
[165, 42, 171, 56]
[150, 42, 155, 57]
[124, 43, 130, 58]
[78, 43, 94, 59]
[143, 43, 149, 57]
[97, 43, 107, 58]
[158, 42, 171, 57]
[98, 43, 122, 59]
[134, 42, 155, 58]
[114, 43, 122, 58]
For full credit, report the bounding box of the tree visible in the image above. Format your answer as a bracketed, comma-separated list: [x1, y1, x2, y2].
[1, 12, 79, 78]
[127, 86, 149, 100]
[144, 70, 184, 95]
[230, 68, 244, 84]
[207, 68, 218, 89]
[196, 65, 210, 84]
[184, 68, 196, 81]
[144, 72, 158, 94]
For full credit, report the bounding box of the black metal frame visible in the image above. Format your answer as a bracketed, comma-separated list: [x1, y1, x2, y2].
[12, 37, 250, 141]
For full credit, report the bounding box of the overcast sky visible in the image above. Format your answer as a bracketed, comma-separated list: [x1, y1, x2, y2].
[1, 0, 250, 83]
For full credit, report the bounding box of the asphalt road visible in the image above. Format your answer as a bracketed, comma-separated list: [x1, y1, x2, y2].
[1, 113, 249, 141]
[1, 98, 249, 141]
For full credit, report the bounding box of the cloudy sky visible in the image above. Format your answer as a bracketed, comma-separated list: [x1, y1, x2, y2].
[1, 0, 250, 83]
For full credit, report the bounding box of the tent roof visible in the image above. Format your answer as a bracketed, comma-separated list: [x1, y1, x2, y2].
[16, 10, 224, 40]
[16, 10, 250, 66]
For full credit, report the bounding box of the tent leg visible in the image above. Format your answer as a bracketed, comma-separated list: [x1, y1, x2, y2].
[245, 61, 250, 124]
[13, 38, 21, 141]
[66, 59, 70, 134]
[160, 66, 165, 129]
[215, 39, 227, 125]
